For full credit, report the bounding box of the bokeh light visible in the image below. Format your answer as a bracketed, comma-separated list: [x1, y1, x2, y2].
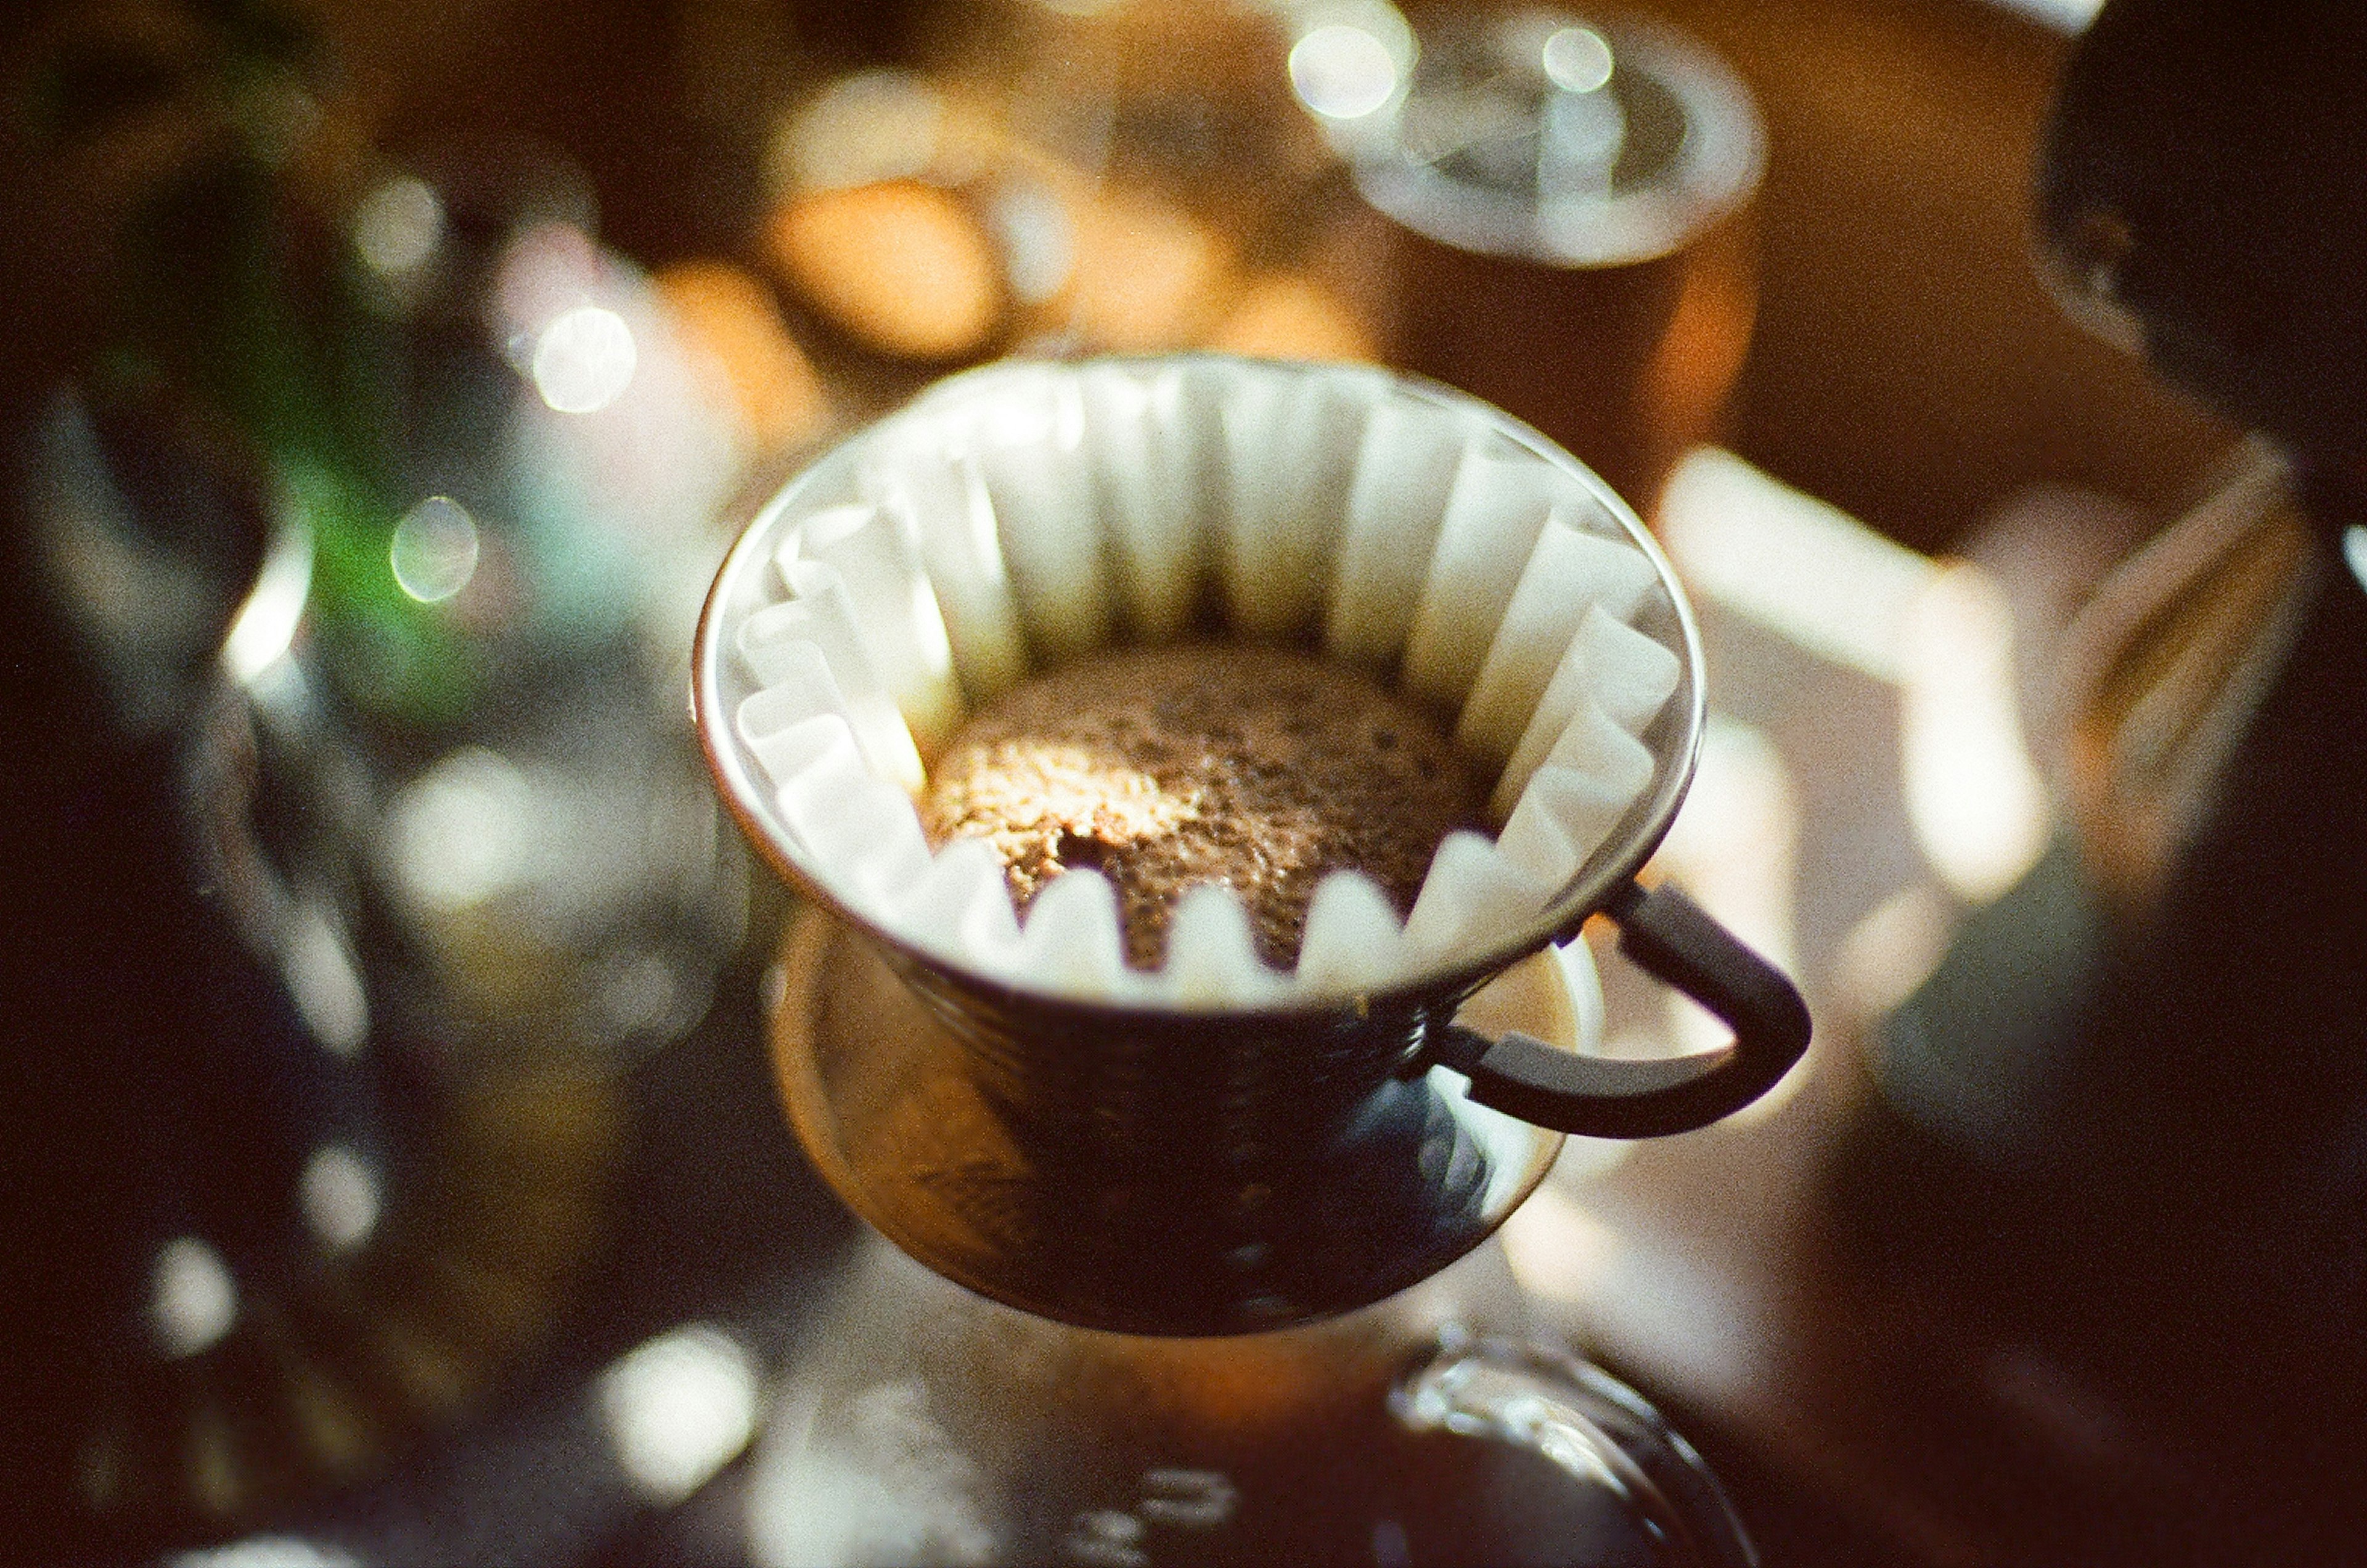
[1899, 564, 2050, 904]
[1061, 191, 1227, 351]
[653, 261, 830, 450]
[386, 748, 535, 910]
[780, 70, 943, 195]
[1209, 274, 1378, 363]
[353, 175, 444, 276]
[150, 1236, 237, 1359]
[221, 525, 313, 685]
[300, 1145, 382, 1254]
[987, 182, 1076, 307]
[1290, 25, 1402, 120]
[389, 496, 481, 603]
[282, 903, 369, 1057]
[168, 1538, 362, 1568]
[531, 306, 639, 414]
[1542, 26, 1616, 94]
[599, 1325, 760, 1503]
[767, 182, 1002, 361]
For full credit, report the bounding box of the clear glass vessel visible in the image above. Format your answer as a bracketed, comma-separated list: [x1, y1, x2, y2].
[1335, 5, 1765, 512]
[742, 1227, 1754, 1568]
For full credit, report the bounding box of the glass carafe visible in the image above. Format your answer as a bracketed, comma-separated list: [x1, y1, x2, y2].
[745, 1230, 1751, 1568]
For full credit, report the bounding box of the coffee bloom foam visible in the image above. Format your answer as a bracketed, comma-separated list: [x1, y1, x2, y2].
[718, 358, 1680, 1009]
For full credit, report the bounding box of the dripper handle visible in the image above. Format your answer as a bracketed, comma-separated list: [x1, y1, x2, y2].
[1421, 880, 1810, 1138]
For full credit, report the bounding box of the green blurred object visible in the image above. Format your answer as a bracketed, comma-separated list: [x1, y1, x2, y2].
[75, 12, 475, 721]
[9, 3, 764, 1551]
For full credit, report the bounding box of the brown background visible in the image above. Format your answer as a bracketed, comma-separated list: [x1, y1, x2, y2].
[4, 0, 2235, 553]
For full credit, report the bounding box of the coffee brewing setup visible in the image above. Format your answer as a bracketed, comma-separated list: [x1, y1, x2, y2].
[28, 0, 2367, 1558]
[689, 355, 1806, 1562]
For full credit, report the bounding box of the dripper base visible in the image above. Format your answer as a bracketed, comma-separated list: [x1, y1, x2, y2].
[767, 907, 1573, 1336]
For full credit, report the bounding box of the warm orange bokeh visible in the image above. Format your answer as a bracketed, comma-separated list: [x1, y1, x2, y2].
[1209, 274, 1380, 364]
[653, 259, 830, 451]
[765, 180, 1004, 361]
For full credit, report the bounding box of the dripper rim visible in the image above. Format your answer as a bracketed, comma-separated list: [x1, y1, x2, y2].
[690, 350, 1707, 1021]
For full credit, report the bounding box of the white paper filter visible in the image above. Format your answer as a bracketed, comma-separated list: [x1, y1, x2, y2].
[724, 359, 1683, 1009]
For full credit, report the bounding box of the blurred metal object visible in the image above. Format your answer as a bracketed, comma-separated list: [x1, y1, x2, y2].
[2028, 0, 2367, 971]
[1341, 7, 1764, 510]
[2, 9, 767, 1549]
[6, 391, 628, 1556]
[1877, 0, 2367, 1184]
[2036, 0, 2367, 475]
[1850, 4, 2367, 1550]
[2053, 441, 2312, 913]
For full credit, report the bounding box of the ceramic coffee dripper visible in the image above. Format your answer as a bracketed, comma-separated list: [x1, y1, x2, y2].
[692, 354, 1808, 1336]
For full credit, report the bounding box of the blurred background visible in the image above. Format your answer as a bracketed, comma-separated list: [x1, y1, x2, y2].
[14, 0, 2344, 1561]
